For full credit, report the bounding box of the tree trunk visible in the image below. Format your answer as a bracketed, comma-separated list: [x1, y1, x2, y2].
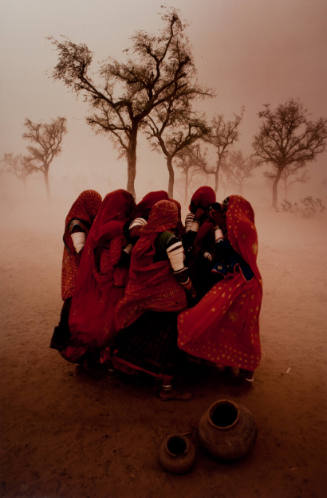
[44, 168, 50, 199]
[272, 168, 283, 210]
[214, 157, 221, 194]
[283, 177, 288, 200]
[184, 168, 189, 205]
[167, 156, 175, 198]
[127, 128, 137, 198]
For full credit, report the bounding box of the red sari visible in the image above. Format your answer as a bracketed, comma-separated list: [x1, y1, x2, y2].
[61, 190, 102, 300]
[68, 190, 135, 350]
[115, 200, 188, 331]
[177, 195, 263, 372]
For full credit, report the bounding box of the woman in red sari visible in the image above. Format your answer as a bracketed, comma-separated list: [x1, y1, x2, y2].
[61, 189, 135, 364]
[178, 195, 263, 382]
[113, 199, 194, 398]
[183, 186, 217, 298]
[50, 189, 102, 352]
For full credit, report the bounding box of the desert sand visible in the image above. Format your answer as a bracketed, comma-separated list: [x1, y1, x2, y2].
[1, 198, 326, 498]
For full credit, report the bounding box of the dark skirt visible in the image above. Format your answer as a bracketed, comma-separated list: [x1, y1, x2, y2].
[50, 298, 72, 351]
[50, 298, 99, 366]
[111, 311, 179, 379]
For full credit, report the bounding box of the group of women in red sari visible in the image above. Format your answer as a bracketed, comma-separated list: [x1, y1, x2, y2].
[50, 185, 262, 399]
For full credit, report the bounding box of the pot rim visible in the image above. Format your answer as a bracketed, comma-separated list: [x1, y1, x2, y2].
[164, 433, 191, 457]
[207, 399, 240, 431]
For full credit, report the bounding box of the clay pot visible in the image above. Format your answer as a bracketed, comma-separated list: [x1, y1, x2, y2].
[198, 399, 257, 461]
[159, 433, 196, 474]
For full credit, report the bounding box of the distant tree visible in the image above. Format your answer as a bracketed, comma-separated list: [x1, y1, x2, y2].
[50, 9, 211, 197]
[145, 103, 210, 196]
[253, 99, 327, 209]
[1, 153, 37, 188]
[281, 168, 310, 200]
[224, 150, 259, 194]
[185, 144, 216, 186]
[22, 117, 67, 198]
[175, 143, 209, 204]
[204, 111, 243, 194]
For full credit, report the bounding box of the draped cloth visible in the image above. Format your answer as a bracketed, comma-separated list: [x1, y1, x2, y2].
[189, 186, 216, 216]
[115, 200, 188, 331]
[61, 190, 102, 300]
[133, 190, 169, 219]
[177, 195, 263, 371]
[68, 189, 135, 350]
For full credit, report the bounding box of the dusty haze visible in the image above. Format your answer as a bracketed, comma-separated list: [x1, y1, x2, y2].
[1, 1, 327, 497]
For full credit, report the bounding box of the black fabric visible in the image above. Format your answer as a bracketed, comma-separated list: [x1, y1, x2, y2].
[112, 311, 179, 376]
[153, 231, 179, 262]
[50, 298, 72, 351]
[213, 239, 254, 281]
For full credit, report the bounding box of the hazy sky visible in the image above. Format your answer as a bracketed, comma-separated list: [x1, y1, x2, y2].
[1, 0, 327, 202]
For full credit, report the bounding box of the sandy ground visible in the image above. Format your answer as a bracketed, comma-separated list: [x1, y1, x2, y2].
[1, 202, 327, 498]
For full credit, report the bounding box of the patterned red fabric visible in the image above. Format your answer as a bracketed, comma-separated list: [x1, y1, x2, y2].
[115, 200, 188, 330]
[225, 195, 261, 281]
[61, 190, 102, 300]
[68, 190, 135, 348]
[133, 190, 169, 219]
[177, 195, 263, 371]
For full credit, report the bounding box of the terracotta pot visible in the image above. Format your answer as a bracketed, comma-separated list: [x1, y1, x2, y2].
[198, 399, 257, 461]
[159, 433, 196, 474]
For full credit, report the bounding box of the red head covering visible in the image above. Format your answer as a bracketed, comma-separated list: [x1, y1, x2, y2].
[61, 190, 102, 300]
[88, 189, 135, 249]
[189, 186, 216, 218]
[115, 200, 187, 330]
[224, 195, 261, 281]
[141, 199, 178, 235]
[133, 190, 169, 219]
[68, 190, 135, 348]
[63, 190, 102, 253]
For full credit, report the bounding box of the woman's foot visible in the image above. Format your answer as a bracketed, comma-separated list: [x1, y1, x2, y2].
[239, 369, 255, 383]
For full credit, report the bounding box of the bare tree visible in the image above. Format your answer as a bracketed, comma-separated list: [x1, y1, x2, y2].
[175, 143, 210, 204]
[224, 150, 259, 194]
[204, 111, 243, 194]
[281, 167, 310, 200]
[22, 117, 67, 198]
[50, 9, 210, 197]
[145, 102, 210, 196]
[253, 99, 327, 209]
[1, 153, 37, 188]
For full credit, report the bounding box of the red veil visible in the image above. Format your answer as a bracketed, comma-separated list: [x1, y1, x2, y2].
[177, 195, 263, 372]
[133, 190, 169, 219]
[115, 200, 187, 330]
[61, 189, 102, 300]
[189, 186, 216, 217]
[68, 189, 135, 349]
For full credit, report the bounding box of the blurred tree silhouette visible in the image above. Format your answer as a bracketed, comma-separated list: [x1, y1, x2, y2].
[204, 111, 243, 194]
[175, 143, 209, 204]
[224, 150, 259, 194]
[50, 8, 211, 198]
[22, 117, 67, 198]
[1, 153, 37, 189]
[253, 99, 327, 209]
[145, 103, 210, 197]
